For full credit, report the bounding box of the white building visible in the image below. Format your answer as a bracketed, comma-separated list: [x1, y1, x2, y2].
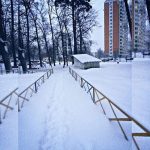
[73, 54, 101, 69]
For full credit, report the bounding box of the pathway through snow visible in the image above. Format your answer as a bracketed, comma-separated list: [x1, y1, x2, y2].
[18, 67, 131, 150]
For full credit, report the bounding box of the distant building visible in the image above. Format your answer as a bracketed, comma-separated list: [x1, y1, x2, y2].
[132, 0, 147, 52]
[104, 0, 128, 57]
[73, 54, 101, 69]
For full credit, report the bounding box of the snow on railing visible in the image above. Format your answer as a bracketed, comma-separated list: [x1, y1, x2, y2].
[69, 67, 150, 150]
[0, 69, 53, 124]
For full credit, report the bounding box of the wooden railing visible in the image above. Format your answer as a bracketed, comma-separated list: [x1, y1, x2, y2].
[0, 88, 18, 124]
[69, 67, 150, 150]
[16, 69, 53, 111]
[0, 69, 53, 124]
[0, 68, 52, 75]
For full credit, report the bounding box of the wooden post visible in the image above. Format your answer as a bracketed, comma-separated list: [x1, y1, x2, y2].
[3, 94, 13, 119]
[109, 101, 128, 141]
[42, 75, 44, 83]
[93, 88, 95, 103]
[132, 135, 140, 150]
[35, 82, 37, 93]
[47, 72, 48, 79]
[81, 78, 83, 87]
[75, 73, 77, 81]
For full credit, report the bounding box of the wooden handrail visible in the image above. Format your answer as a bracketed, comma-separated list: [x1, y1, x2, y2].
[0, 69, 53, 124]
[69, 67, 150, 150]
[0, 88, 18, 103]
[18, 69, 53, 96]
[17, 69, 53, 111]
[0, 88, 19, 124]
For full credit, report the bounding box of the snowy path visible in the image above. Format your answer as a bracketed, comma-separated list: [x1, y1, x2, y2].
[19, 67, 131, 150]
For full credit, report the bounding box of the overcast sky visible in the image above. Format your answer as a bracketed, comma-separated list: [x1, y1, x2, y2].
[91, 0, 105, 52]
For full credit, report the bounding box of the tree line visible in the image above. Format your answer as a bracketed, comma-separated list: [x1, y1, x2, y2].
[0, 0, 98, 73]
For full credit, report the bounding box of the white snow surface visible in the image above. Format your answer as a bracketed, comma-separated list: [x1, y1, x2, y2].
[73, 62, 132, 116]
[0, 72, 46, 150]
[0, 66, 132, 150]
[0, 72, 45, 100]
[0, 74, 18, 100]
[73, 60, 150, 134]
[0, 60, 150, 150]
[132, 58, 150, 131]
[18, 72, 45, 93]
[73, 54, 101, 63]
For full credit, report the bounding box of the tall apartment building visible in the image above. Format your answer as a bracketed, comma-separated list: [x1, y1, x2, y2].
[132, 0, 147, 52]
[104, 0, 128, 57]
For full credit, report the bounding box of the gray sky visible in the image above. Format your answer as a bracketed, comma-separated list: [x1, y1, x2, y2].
[91, 0, 105, 52]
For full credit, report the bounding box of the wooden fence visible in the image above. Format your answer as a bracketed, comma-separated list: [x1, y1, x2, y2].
[69, 67, 150, 150]
[0, 88, 18, 124]
[16, 68, 53, 111]
[0, 69, 53, 124]
[0, 68, 52, 75]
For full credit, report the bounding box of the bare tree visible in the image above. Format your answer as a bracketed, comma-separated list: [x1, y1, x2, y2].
[22, 0, 34, 69]
[18, 0, 27, 73]
[36, 1, 52, 67]
[0, 0, 12, 73]
[10, 0, 17, 67]
[30, 3, 43, 67]
[55, 0, 92, 54]
[47, 0, 56, 66]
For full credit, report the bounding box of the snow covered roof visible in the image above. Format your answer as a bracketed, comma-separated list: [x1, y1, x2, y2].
[73, 54, 101, 63]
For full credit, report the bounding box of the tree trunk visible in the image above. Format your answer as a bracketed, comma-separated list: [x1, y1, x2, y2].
[0, 0, 12, 73]
[43, 31, 51, 67]
[61, 32, 66, 67]
[34, 19, 43, 67]
[83, 40, 87, 53]
[146, 0, 150, 24]
[48, 4, 56, 66]
[10, 0, 17, 67]
[79, 23, 83, 54]
[18, 0, 27, 73]
[55, 6, 66, 67]
[25, 8, 31, 69]
[64, 23, 73, 56]
[124, 0, 132, 39]
[72, 2, 77, 54]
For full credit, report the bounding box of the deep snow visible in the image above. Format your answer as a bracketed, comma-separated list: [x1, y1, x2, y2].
[73, 59, 150, 133]
[19, 67, 131, 150]
[0, 59, 150, 150]
[132, 58, 150, 131]
[73, 62, 132, 116]
[0, 72, 46, 150]
[0, 66, 132, 150]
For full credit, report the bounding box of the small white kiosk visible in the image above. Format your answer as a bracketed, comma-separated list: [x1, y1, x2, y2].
[73, 54, 101, 69]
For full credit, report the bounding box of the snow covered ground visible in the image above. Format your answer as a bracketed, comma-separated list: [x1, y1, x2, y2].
[0, 72, 45, 100]
[0, 59, 150, 150]
[0, 74, 18, 100]
[73, 59, 150, 149]
[73, 62, 132, 116]
[73, 59, 150, 131]
[0, 66, 132, 150]
[18, 72, 45, 93]
[132, 58, 150, 131]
